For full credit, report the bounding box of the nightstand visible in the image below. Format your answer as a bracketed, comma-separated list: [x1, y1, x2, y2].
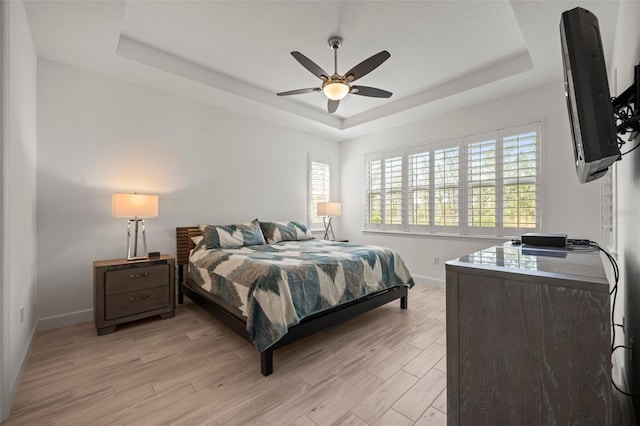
[93, 255, 175, 335]
[333, 238, 349, 242]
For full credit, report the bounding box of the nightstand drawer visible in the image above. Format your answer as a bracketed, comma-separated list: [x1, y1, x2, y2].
[105, 264, 169, 295]
[105, 286, 170, 320]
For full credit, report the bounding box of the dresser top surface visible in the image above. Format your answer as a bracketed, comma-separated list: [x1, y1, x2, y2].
[446, 244, 610, 288]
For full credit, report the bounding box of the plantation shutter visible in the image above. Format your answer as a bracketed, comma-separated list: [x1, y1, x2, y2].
[407, 147, 431, 232]
[364, 154, 383, 230]
[362, 122, 540, 236]
[433, 140, 461, 233]
[383, 153, 404, 230]
[466, 132, 498, 234]
[308, 157, 330, 227]
[500, 123, 540, 235]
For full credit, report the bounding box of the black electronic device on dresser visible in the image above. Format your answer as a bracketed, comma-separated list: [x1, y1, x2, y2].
[93, 255, 175, 335]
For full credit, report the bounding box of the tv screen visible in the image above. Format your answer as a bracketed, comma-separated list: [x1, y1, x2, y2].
[560, 7, 620, 183]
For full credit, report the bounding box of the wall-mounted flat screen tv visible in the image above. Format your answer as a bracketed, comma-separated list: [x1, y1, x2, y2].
[560, 7, 620, 183]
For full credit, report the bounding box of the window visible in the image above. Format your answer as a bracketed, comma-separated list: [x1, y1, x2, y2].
[434, 145, 460, 230]
[384, 155, 403, 228]
[601, 165, 616, 252]
[364, 151, 403, 231]
[308, 157, 331, 228]
[364, 122, 541, 236]
[365, 157, 382, 225]
[408, 150, 430, 226]
[502, 129, 538, 231]
[467, 137, 496, 228]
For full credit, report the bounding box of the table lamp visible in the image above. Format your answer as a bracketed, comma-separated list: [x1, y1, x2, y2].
[112, 193, 158, 260]
[317, 201, 341, 240]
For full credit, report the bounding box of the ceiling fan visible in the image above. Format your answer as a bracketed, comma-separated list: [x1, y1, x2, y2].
[277, 37, 392, 114]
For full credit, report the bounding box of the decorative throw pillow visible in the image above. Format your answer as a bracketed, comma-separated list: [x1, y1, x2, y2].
[201, 219, 265, 249]
[190, 235, 206, 252]
[259, 221, 314, 244]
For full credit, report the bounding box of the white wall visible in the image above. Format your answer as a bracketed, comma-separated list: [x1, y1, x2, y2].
[609, 0, 640, 417]
[1, 0, 38, 421]
[340, 82, 602, 285]
[36, 59, 339, 329]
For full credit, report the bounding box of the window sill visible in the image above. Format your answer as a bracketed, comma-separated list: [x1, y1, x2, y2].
[361, 229, 514, 242]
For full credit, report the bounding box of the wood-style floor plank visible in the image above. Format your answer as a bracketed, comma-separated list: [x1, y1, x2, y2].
[393, 367, 447, 421]
[415, 407, 448, 426]
[5, 284, 447, 425]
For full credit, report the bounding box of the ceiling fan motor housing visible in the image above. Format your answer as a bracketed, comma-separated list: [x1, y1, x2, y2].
[328, 36, 343, 50]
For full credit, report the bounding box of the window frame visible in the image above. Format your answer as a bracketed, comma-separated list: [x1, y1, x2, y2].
[364, 150, 404, 232]
[406, 145, 431, 233]
[363, 122, 541, 237]
[465, 131, 500, 236]
[432, 139, 463, 234]
[497, 123, 541, 236]
[307, 155, 331, 230]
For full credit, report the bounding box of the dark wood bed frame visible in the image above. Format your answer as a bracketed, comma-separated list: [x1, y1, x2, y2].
[176, 226, 409, 376]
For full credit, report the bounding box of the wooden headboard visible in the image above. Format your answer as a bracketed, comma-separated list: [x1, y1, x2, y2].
[176, 226, 202, 266]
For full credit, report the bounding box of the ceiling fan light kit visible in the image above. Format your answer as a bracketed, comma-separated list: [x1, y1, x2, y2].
[276, 36, 392, 113]
[323, 81, 349, 100]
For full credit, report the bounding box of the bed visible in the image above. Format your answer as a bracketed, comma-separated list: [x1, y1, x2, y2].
[176, 221, 414, 376]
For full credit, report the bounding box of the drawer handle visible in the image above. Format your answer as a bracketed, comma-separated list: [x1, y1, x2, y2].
[129, 295, 150, 302]
[129, 272, 150, 279]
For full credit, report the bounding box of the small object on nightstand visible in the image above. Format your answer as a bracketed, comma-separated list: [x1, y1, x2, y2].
[93, 255, 175, 335]
[333, 238, 349, 243]
[148, 251, 161, 259]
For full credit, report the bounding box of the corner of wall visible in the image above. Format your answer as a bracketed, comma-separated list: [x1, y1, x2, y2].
[7, 320, 37, 418]
[1, 0, 39, 421]
[609, 1, 640, 422]
[0, 0, 9, 421]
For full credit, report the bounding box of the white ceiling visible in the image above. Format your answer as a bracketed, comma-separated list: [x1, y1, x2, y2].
[23, 0, 620, 141]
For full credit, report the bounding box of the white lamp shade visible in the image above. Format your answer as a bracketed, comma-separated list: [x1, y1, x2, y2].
[323, 82, 349, 100]
[112, 193, 158, 218]
[317, 202, 342, 216]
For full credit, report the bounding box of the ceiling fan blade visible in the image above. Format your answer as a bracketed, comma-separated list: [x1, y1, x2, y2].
[328, 99, 339, 113]
[277, 87, 321, 96]
[344, 51, 390, 82]
[351, 85, 392, 98]
[291, 51, 329, 81]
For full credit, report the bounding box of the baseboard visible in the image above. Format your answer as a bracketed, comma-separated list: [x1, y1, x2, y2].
[37, 308, 93, 332]
[7, 320, 37, 421]
[612, 348, 638, 425]
[412, 274, 444, 288]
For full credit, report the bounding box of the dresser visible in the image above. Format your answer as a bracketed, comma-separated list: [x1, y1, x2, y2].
[93, 255, 176, 335]
[445, 245, 611, 425]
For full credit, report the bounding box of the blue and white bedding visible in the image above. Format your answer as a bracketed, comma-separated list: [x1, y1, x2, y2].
[189, 239, 415, 351]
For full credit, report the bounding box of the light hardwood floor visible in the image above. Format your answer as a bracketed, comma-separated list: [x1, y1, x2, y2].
[6, 284, 447, 425]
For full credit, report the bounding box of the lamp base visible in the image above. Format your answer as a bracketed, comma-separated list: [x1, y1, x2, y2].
[126, 218, 148, 260]
[323, 216, 335, 240]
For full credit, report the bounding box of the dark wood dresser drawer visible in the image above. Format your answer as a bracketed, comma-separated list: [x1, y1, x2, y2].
[105, 264, 169, 295]
[105, 286, 170, 320]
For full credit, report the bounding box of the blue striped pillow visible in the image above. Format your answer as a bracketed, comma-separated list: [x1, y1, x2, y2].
[259, 221, 314, 244]
[201, 219, 265, 249]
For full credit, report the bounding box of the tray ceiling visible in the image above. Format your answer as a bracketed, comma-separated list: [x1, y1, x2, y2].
[23, 0, 620, 141]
